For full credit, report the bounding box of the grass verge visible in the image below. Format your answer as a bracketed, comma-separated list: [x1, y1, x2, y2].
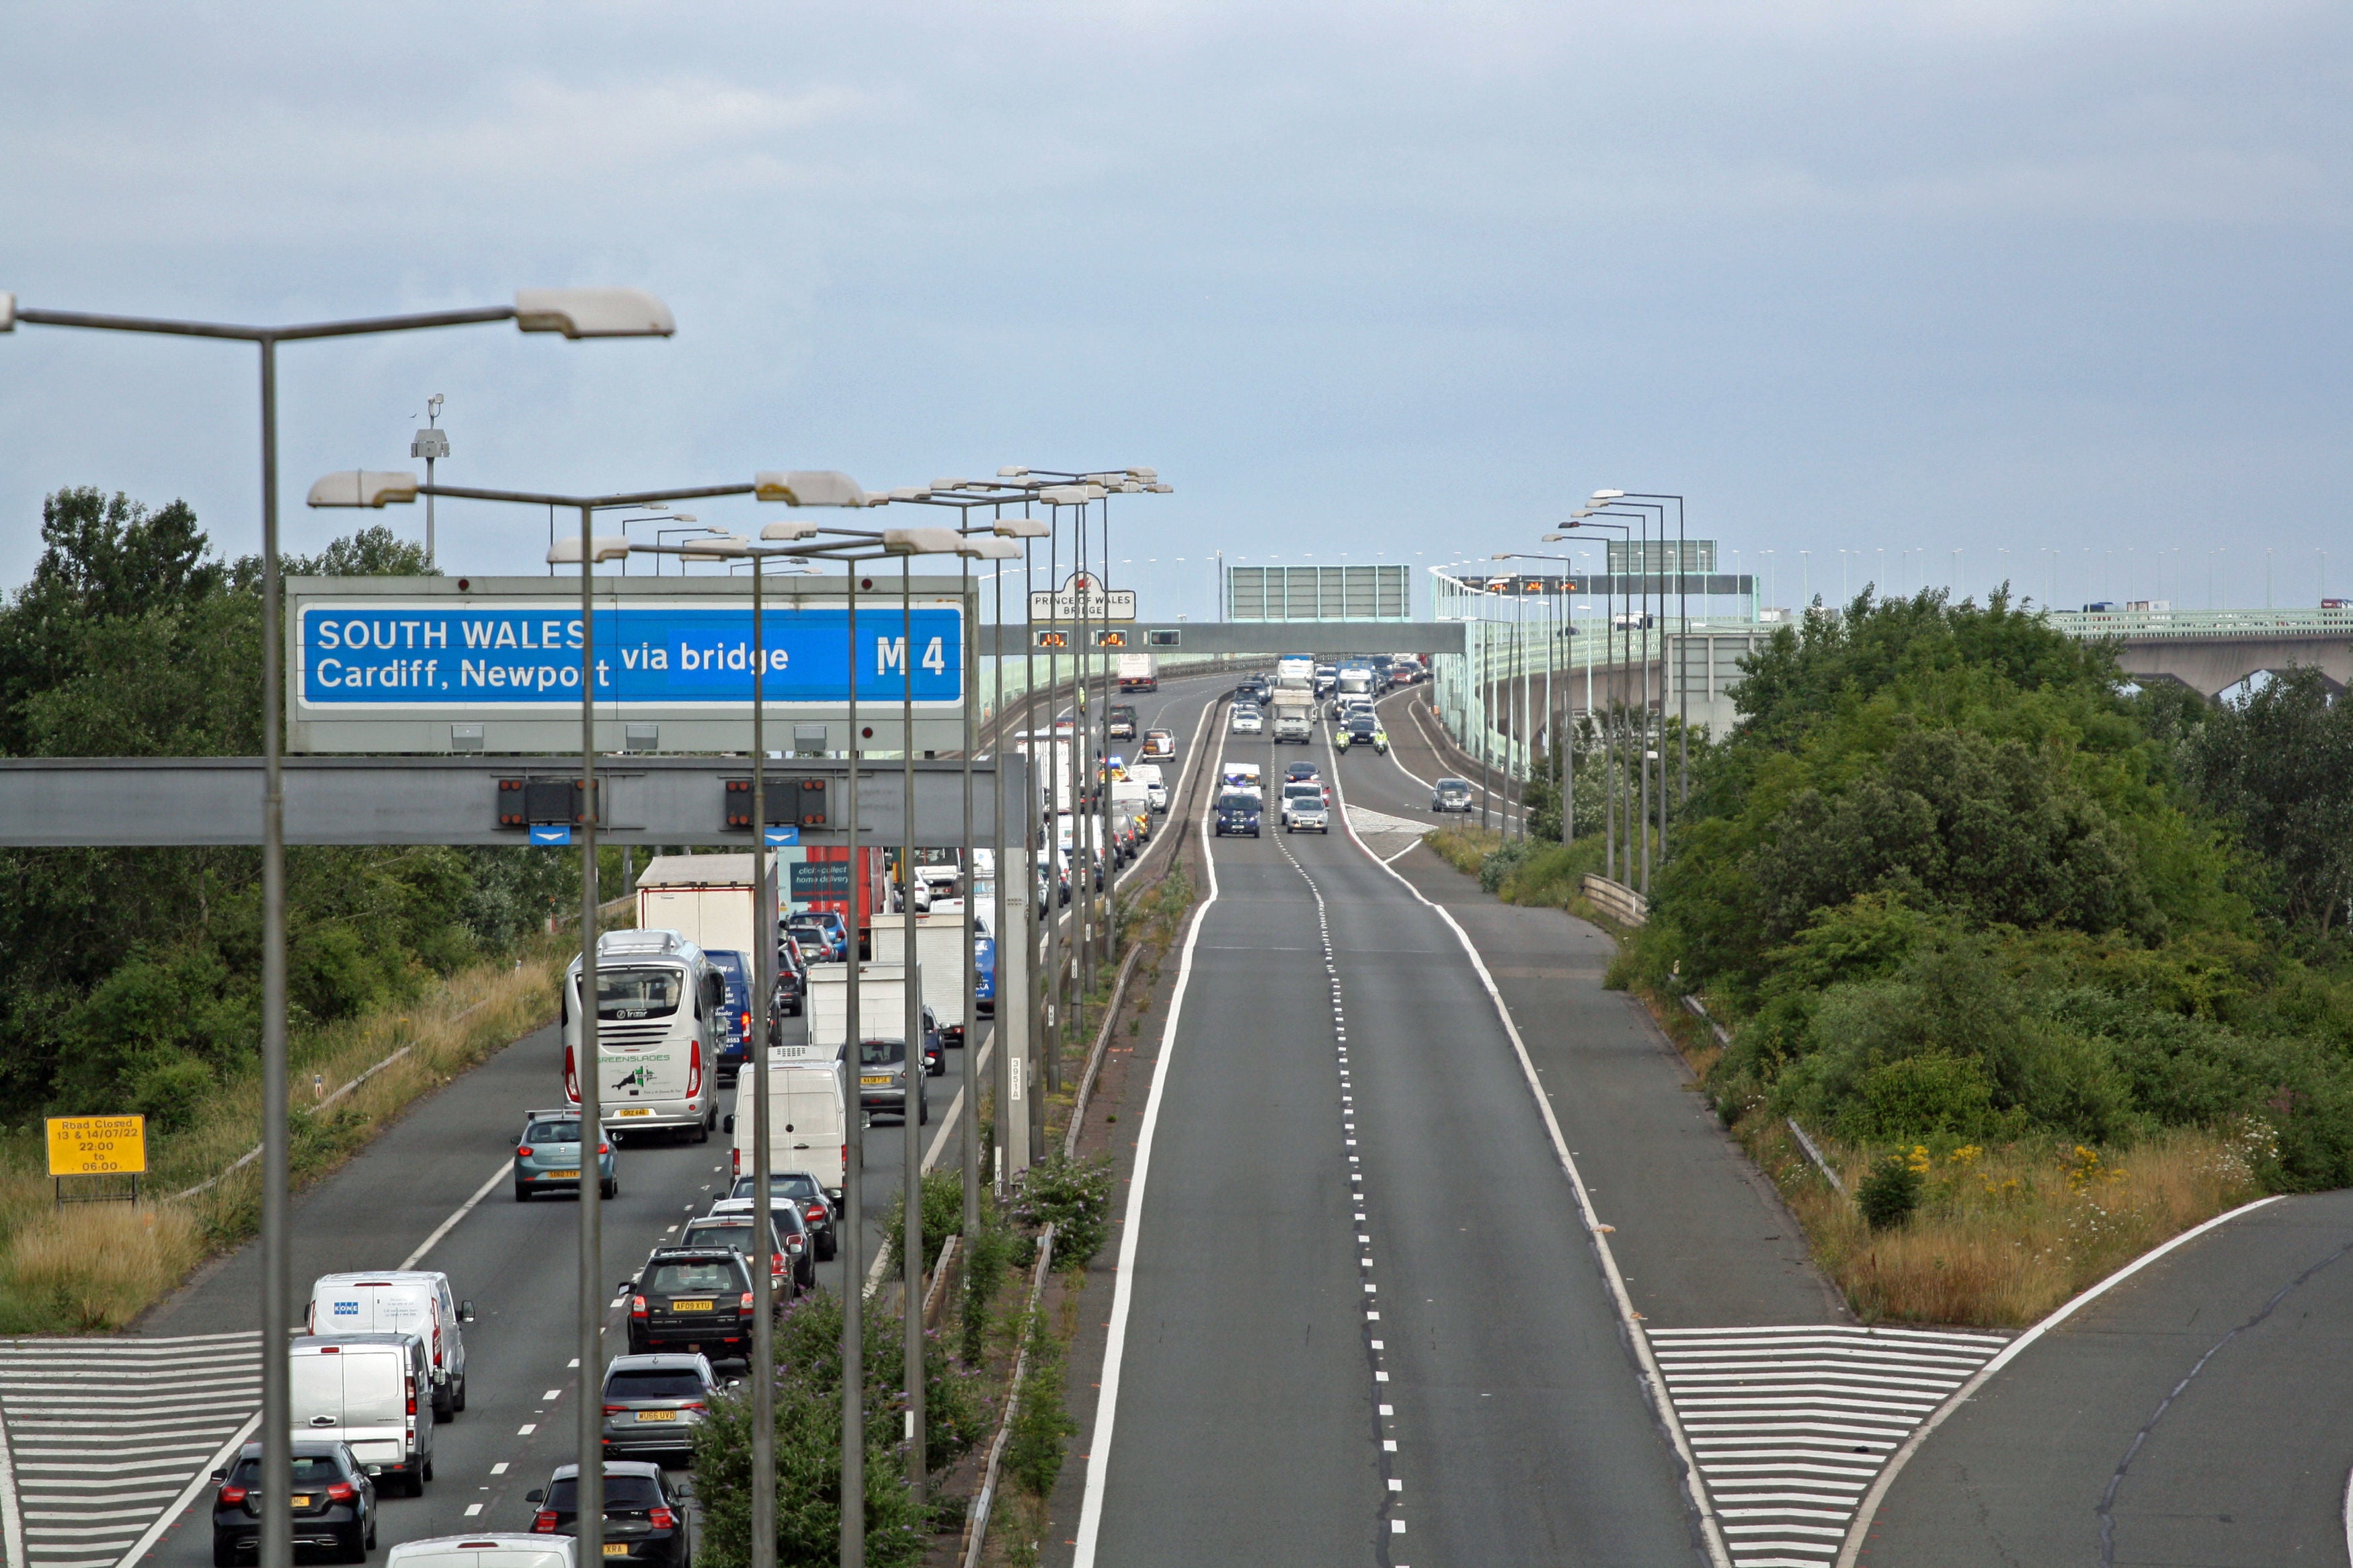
[0, 928, 571, 1333]
[1426, 831, 2272, 1330]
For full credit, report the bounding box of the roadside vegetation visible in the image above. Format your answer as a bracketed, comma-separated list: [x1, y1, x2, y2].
[0, 488, 589, 1331]
[1437, 588, 2353, 1325]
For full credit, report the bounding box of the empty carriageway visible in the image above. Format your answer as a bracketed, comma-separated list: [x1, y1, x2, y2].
[1073, 712, 1709, 1565]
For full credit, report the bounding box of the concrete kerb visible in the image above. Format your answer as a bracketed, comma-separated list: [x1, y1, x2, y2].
[959, 1223, 1056, 1568]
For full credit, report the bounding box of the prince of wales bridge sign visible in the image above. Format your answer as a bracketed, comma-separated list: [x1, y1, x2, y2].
[288, 575, 970, 754]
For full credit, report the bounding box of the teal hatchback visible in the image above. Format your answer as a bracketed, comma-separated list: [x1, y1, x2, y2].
[514, 1110, 618, 1201]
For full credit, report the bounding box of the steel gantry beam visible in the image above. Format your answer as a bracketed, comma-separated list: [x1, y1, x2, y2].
[0, 755, 1022, 847]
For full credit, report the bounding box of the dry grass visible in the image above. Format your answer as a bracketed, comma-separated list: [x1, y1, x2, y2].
[1748, 1118, 2270, 1327]
[0, 931, 569, 1334]
[1424, 825, 1505, 876]
[7, 1202, 205, 1331]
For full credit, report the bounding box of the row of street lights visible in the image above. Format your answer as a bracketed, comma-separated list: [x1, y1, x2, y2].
[6, 282, 1168, 1568]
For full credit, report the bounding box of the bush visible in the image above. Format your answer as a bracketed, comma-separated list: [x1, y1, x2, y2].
[1857, 1153, 1925, 1231]
[1011, 1153, 1115, 1271]
[1839, 1053, 1997, 1142]
[1003, 1311, 1079, 1501]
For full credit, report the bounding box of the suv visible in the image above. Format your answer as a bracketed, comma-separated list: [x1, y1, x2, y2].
[788, 912, 846, 963]
[685, 1197, 815, 1294]
[854, 1037, 929, 1123]
[1431, 777, 1474, 813]
[1107, 705, 1138, 741]
[526, 1464, 691, 1568]
[623, 1249, 758, 1360]
[514, 1111, 617, 1202]
[725, 1171, 838, 1261]
[599, 1354, 719, 1462]
[768, 936, 807, 1028]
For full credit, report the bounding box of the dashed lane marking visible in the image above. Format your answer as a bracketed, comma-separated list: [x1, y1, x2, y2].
[0, 1331, 262, 1568]
[1646, 1325, 2007, 1567]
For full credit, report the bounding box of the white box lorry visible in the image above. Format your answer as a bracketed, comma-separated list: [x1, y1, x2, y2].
[1117, 652, 1159, 692]
[867, 913, 977, 1045]
[634, 853, 775, 957]
[1271, 688, 1315, 743]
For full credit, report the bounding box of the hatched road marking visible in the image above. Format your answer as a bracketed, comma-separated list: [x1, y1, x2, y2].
[0, 1331, 262, 1568]
[1646, 1325, 2007, 1567]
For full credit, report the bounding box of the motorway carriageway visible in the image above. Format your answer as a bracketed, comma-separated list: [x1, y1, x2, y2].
[0, 669, 1235, 1568]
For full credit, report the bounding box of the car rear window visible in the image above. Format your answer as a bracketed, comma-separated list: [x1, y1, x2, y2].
[229, 1456, 344, 1486]
[858, 1039, 906, 1067]
[526, 1120, 581, 1143]
[643, 1259, 744, 1295]
[545, 1476, 666, 1512]
[604, 1370, 707, 1399]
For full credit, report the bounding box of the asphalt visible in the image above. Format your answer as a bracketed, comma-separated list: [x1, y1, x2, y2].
[1860, 1189, 2353, 1567]
[1081, 705, 1710, 1564]
[1353, 687, 1845, 1328]
[117, 666, 1244, 1568]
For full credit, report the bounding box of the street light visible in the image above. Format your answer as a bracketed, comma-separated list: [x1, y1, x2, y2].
[8, 285, 671, 1568]
[317, 464, 869, 1568]
[1502, 551, 1580, 848]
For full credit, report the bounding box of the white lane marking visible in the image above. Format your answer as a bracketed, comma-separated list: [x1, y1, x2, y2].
[1320, 720, 1734, 1568]
[1832, 1192, 2283, 1567]
[465, 1503, 485, 1517]
[491, 1462, 510, 1475]
[106, 1409, 260, 1568]
[518, 1423, 536, 1436]
[541, 1390, 561, 1401]
[397, 1157, 517, 1270]
[1069, 720, 1226, 1568]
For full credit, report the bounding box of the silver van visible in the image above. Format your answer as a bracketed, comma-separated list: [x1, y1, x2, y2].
[306, 1270, 473, 1417]
[291, 1333, 436, 1495]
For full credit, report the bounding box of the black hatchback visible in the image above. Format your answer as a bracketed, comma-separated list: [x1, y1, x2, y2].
[527, 1462, 692, 1568]
[623, 1248, 756, 1360]
[212, 1440, 375, 1565]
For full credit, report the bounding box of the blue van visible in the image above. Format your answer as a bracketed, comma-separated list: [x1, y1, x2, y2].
[705, 950, 754, 1080]
[973, 932, 998, 1018]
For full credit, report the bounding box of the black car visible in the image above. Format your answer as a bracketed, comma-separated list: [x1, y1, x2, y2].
[528, 1462, 692, 1568]
[1235, 675, 1272, 704]
[212, 1441, 375, 1565]
[727, 1171, 838, 1261]
[623, 1248, 758, 1360]
[772, 936, 807, 1019]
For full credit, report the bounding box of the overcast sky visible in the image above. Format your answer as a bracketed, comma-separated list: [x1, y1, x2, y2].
[3, 1, 2346, 620]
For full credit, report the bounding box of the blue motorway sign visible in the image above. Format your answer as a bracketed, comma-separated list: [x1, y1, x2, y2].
[298, 600, 964, 710]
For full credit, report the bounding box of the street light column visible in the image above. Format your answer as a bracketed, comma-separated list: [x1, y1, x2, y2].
[899, 554, 927, 1508]
[571, 502, 605, 1568]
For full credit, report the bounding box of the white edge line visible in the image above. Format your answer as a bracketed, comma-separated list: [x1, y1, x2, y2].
[1069, 704, 1226, 1568]
[111, 1407, 262, 1568]
[1322, 723, 1735, 1568]
[0, 1353, 22, 1568]
[2344, 1452, 2353, 1568]
[398, 1157, 518, 1272]
[1831, 1190, 2282, 1567]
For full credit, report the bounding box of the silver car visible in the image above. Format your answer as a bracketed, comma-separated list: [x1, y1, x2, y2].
[1230, 705, 1263, 735]
[853, 1038, 928, 1124]
[1282, 785, 1331, 834]
[1431, 777, 1475, 813]
[600, 1353, 719, 1461]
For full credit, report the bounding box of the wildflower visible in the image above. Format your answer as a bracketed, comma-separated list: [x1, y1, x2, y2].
[1907, 1145, 1931, 1175]
[1947, 1145, 1982, 1170]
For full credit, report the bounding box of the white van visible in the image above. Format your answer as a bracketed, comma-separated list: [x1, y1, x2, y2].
[305, 1270, 473, 1417]
[1220, 761, 1263, 799]
[291, 1333, 435, 1495]
[565, 930, 723, 1142]
[727, 1048, 848, 1200]
[387, 1536, 574, 1568]
[1126, 763, 1168, 813]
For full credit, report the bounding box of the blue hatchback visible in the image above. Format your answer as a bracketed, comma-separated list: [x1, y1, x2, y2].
[514, 1110, 618, 1201]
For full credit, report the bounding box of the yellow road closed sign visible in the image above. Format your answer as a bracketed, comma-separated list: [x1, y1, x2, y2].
[46, 1116, 147, 1177]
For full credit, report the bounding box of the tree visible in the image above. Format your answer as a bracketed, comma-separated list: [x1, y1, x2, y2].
[2189, 667, 2353, 937]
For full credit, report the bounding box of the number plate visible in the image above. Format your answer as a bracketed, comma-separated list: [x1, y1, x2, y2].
[547, 1169, 580, 1180]
[635, 1409, 678, 1422]
[603, 1544, 631, 1557]
[860, 1075, 890, 1087]
[670, 1299, 715, 1312]
[614, 1107, 654, 1117]
[289, 1495, 312, 1508]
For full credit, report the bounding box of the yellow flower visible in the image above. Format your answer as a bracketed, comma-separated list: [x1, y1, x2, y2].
[1907, 1145, 1932, 1175]
[1948, 1145, 1982, 1169]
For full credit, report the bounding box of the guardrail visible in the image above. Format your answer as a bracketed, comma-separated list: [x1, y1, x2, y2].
[1580, 874, 1648, 927]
